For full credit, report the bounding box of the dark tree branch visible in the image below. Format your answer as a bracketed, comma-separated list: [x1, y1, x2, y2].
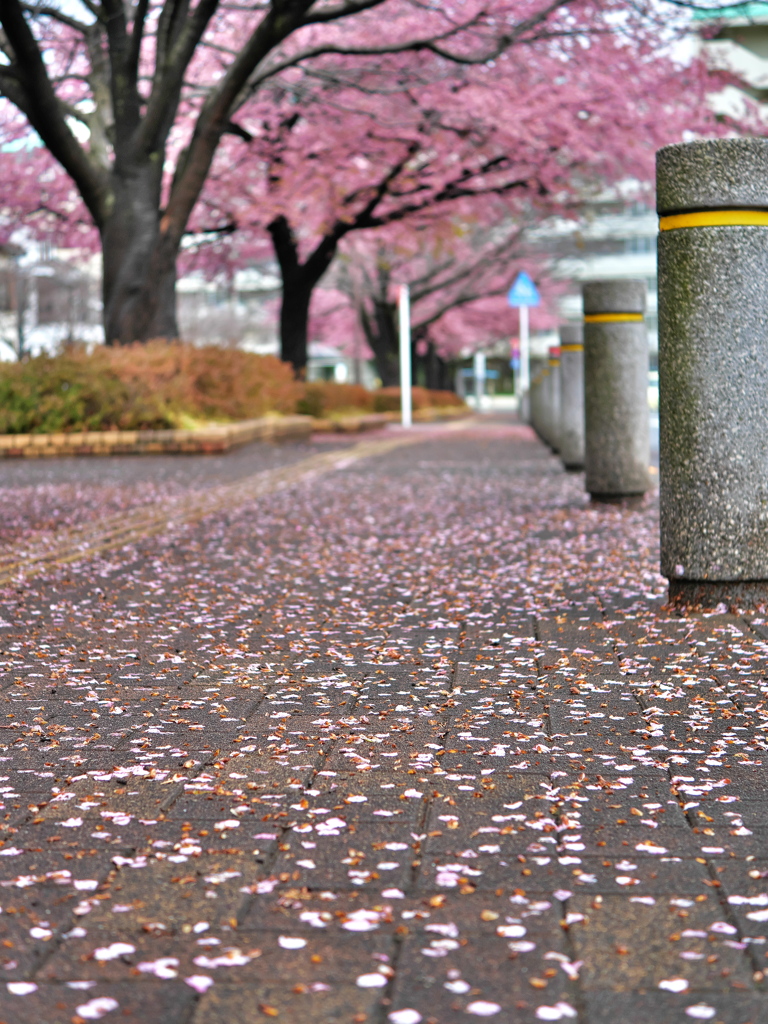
[244, 0, 568, 95]
[241, 20, 481, 94]
[268, 214, 300, 277]
[20, 4, 89, 32]
[137, 0, 221, 156]
[302, 0, 388, 24]
[100, 0, 141, 146]
[224, 119, 254, 141]
[0, 0, 111, 225]
[163, 0, 316, 245]
[155, 0, 190, 70]
[126, 0, 151, 77]
[184, 220, 237, 236]
[414, 282, 510, 331]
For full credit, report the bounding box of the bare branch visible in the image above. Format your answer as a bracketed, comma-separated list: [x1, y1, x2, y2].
[242, 0, 569, 98]
[126, 0, 151, 75]
[414, 282, 510, 330]
[302, 0, 387, 24]
[223, 119, 254, 141]
[183, 219, 237, 236]
[20, 3, 89, 33]
[137, 0, 220, 156]
[163, 0, 316, 242]
[429, 0, 569, 64]
[239, 18, 483, 97]
[0, 0, 110, 225]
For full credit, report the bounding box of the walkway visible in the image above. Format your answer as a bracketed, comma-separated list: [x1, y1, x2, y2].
[0, 417, 765, 1024]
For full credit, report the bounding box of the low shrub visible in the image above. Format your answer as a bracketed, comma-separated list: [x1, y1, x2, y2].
[105, 341, 301, 422]
[0, 343, 464, 434]
[429, 389, 465, 408]
[372, 386, 464, 412]
[296, 381, 374, 418]
[0, 350, 171, 434]
[0, 342, 302, 434]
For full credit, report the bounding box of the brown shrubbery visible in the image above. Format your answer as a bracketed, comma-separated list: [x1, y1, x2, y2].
[372, 386, 464, 413]
[0, 349, 167, 434]
[106, 342, 301, 422]
[0, 343, 301, 433]
[0, 342, 463, 434]
[296, 382, 374, 419]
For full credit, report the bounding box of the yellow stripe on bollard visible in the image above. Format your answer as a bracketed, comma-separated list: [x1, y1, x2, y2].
[659, 210, 768, 231]
[584, 313, 644, 323]
[560, 343, 583, 352]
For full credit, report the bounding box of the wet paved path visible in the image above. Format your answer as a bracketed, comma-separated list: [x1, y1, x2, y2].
[0, 417, 766, 1024]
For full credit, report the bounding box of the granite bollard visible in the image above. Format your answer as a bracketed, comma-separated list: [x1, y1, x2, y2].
[529, 359, 546, 442]
[547, 345, 561, 453]
[537, 362, 552, 447]
[583, 280, 651, 500]
[558, 324, 584, 470]
[657, 138, 768, 608]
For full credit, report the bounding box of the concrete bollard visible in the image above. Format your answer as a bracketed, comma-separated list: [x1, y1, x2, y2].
[558, 324, 584, 470]
[583, 280, 651, 500]
[547, 345, 561, 453]
[538, 363, 551, 446]
[529, 359, 546, 442]
[657, 137, 768, 608]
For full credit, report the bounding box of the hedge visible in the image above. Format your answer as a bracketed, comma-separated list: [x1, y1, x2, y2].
[0, 344, 464, 434]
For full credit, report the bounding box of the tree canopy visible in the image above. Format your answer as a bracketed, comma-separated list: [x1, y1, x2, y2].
[0, 0, 727, 367]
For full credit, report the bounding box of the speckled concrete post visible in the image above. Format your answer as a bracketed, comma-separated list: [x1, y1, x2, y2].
[547, 346, 561, 452]
[583, 280, 650, 500]
[657, 138, 768, 608]
[538, 363, 552, 447]
[558, 324, 584, 470]
[529, 359, 547, 442]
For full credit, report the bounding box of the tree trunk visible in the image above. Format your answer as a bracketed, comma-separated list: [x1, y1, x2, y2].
[426, 341, 453, 392]
[365, 299, 400, 386]
[438, 355, 453, 392]
[14, 265, 28, 360]
[269, 215, 339, 378]
[278, 271, 313, 378]
[101, 164, 180, 345]
[425, 341, 438, 390]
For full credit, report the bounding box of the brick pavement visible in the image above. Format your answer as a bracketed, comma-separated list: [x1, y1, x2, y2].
[0, 417, 766, 1024]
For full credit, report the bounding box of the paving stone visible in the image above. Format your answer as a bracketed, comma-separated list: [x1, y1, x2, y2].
[0, 980, 195, 1023]
[581, 990, 767, 1024]
[2, 420, 768, 1022]
[191, 982, 381, 1024]
[568, 894, 756, 991]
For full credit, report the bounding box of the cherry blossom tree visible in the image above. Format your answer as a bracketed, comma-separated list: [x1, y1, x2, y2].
[310, 213, 561, 385]
[195, 21, 723, 374]
[0, 0, 588, 347]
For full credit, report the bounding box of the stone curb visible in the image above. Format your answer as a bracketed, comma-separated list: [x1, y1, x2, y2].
[0, 414, 314, 458]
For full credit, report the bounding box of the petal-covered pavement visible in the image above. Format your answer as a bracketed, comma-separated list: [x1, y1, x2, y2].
[0, 417, 766, 1024]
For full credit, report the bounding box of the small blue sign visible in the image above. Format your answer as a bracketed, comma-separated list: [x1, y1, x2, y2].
[507, 271, 540, 308]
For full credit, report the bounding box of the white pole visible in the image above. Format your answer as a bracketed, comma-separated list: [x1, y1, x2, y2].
[399, 284, 412, 428]
[519, 304, 530, 421]
[473, 350, 486, 411]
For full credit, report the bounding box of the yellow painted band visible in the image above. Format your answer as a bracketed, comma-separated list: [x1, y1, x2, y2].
[549, 359, 560, 366]
[660, 210, 768, 230]
[561, 344, 583, 352]
[584, 313, 643, 323]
